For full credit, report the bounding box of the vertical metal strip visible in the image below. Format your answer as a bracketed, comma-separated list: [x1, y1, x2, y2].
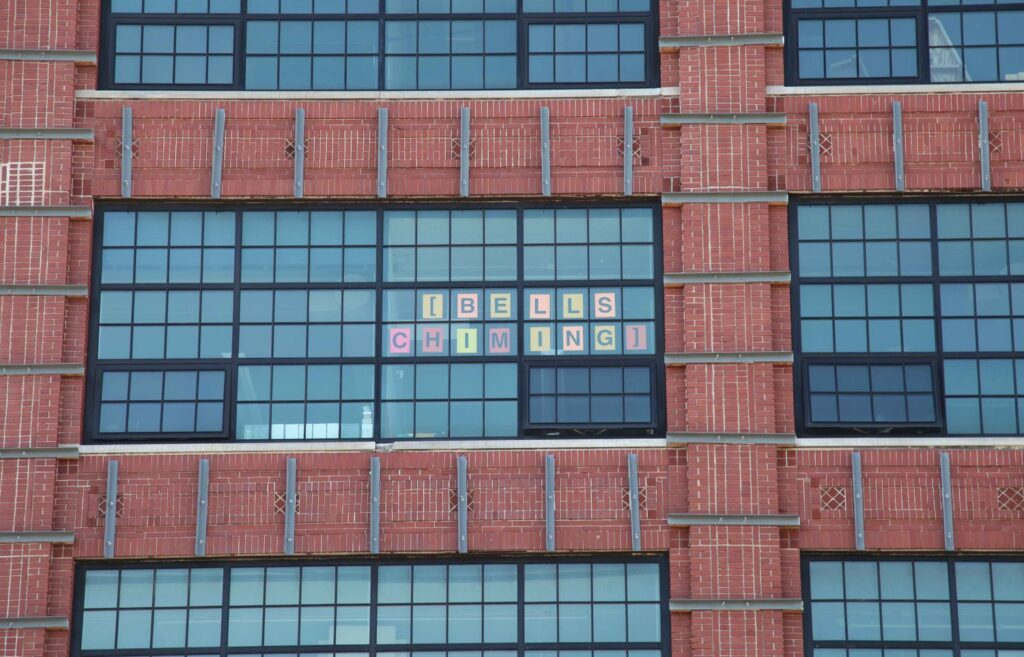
[103, 460, 118, 558]
[540, 107, 551, 196]
[457, 456, 468, 554]
[851, 452, 865, 551]
[809, 103, 822, 193]
[377, 108, 389, 198]
[121, 107, 132, 198]
[627, 453, 641, 551]
[892, 101, 905, 192]
[460, 107, 470, 197]
[940, 452, 954, 551]
[211, 109, 225, 198]
[545, 453, 555, 552]
[979, 100, 991, 192]
[624, 106, 634, 196]
[195, 459, 209, 557]
[293, 108, 305, 198]
[369, 456, 381, 554]
[284, 458, 297, 555]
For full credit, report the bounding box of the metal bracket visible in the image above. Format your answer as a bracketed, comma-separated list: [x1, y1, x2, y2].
[0, 285, 89, 297]
[892, 102, 905, 192]
[545, 453, 555, 551]
[665, 351, 794, 365]
[0, 446, 79, 459]
[104, 460, 118, 558]
[979, 100, 992, 192]
[0, 48, 96, 63]
[658, 33, 785, 49]
[940, 452, 954, 550]
[0, 364, 85, 376]
[460, 107, 471, 197]
[195, 459, 209, 556]
[284, 458, 297, 555]
[370, 457, 381, 554]
[660, 113, 787, 126]
[668, 514, 799, 527]
[0, 206, 91, 218]
[661, 191, 789, 205]
[210, 109, 225, 198]
[627, 453, 641, 551]
[0, 531, 74, 544]
[671, 598, 804, 612]
[120, 107, 133, 198]
[0, 616, 70, 630]
[664, 271, 791, 285]
[667, 432, 797, 445]
[377, 108, 389, 198]
[293, 108, 305, 198]
[540, 107, 551, 196]
[852, 451, 865, 550]
[624, 106, 634, 196]
[809, 102, 822, 193]
[0, 128, 94, 141]
[457, 455, 468, 553]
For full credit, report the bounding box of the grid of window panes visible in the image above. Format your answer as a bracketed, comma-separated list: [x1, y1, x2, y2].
[104, 1, 656, 88]
[804, 557, 1024, 657]
[75, 559, 667, 655]
[793, 200, 1024, 435]
[786, 1, 1024, 84]
[90, 206, 661, 442]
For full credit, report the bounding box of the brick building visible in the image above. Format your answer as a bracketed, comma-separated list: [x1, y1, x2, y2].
[2, 1, 1024, 657]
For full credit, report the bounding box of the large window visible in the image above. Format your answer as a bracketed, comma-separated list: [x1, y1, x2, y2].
[785, 0, 1024, 84]
[804, 556, 1024, 657]
[88, 205, 663, 442]
[102, 0, 657, 89]
[74, 558, 669, 655]
[792, 199, 1024, 436]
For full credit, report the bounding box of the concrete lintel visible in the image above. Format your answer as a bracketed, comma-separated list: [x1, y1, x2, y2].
[0, 285, 88, 297]
[0, 206, 91, 218]
[0, 364, 85, 376]
[0, 446, 79, 460]
[664, 271, 791, 285]
[668, 513, 800, 527]
[659, 33, 784, 49]
[0, 49, 96, 63]
[661, 113, 786, 126]
[665, 351, 794, 365]
[668, 432, 797, 446]
[0, 531, 75, 544]
[0, 128, 93, 141]
[662, 192, 788, 205]
[671, 598, 803, 612]
[0, 616, 70, 630]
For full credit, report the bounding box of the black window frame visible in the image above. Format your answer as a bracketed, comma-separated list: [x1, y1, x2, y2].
[791, 195, 1024, 437]
[783, 1, 1024, 86]
[99, 0, 660, 90]
[802, 554, 1024, 657]
[86, 201, 666, 444]
[71, 554, 672, 657]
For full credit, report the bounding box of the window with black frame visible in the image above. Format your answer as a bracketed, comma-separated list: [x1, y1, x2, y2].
[73, 558, 668, 655]
[103, 0, 657, 89]
[785, 0, 1024, 84]
[792, 199, 1024, 436]
[89, 205, 663, 442]
[804, 556, 1024, 657]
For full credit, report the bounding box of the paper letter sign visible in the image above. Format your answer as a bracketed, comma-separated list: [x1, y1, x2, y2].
[529, 326, 552, 353]
[529, 293, 552, 319]
[489, 292, 512, 319]
[455, 327, 478, 354]
[593, 325, 617, 351]
[420, 326, 445, 353]
[456, 293, 479, 319]
[561, 325, 585, 352]
[593, 292, 617, 318]
[389, 327, 412, 354]
[625, 324, 649, 351]
[421, 293, 445, 320]
[562, 292, 585, 319]
[488, 327, 511, 354]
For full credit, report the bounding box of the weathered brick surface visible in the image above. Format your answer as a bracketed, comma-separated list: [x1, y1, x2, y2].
[4, 0, 1024, 656]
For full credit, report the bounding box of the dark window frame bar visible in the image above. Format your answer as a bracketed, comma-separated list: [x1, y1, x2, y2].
[802, 554, 1024, 657]
[87, 201, 666, 444]
[99, 0, 659, 89]
[71, 555, 672, 657]
[790, 195, 1024, 437]
[783, 1, 1024, 86]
